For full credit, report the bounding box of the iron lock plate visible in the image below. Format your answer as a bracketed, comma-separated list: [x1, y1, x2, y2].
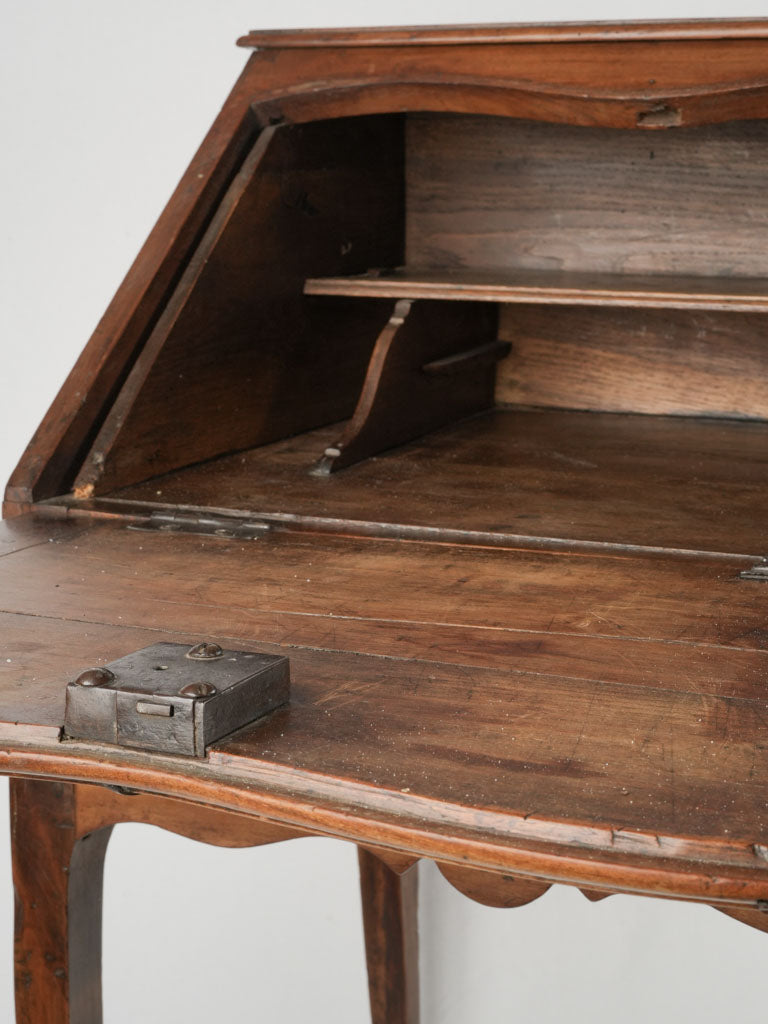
[64, 642, 289, 757]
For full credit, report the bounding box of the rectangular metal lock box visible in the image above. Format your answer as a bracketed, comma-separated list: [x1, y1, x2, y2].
[64, 642, 290, 757]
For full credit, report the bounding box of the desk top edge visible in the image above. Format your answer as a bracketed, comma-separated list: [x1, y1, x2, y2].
[237, 18, 768, 50]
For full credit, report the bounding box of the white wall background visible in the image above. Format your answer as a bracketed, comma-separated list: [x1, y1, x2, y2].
[2, 2, 768, 1021]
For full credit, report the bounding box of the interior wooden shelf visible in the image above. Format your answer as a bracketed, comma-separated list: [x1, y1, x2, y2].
[111, 407, 768, 558]
[305, 267, 768, 312]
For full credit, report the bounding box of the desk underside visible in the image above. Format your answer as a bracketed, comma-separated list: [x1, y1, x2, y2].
[1, 513, 768, 905]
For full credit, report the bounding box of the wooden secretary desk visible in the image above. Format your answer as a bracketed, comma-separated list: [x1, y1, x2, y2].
[5, 17, 768, 1022]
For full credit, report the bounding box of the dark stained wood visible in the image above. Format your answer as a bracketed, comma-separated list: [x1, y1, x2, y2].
[437, 864, 551, 908]
[76, 116, 403, 495]
[12, 31, 768, 510]
[5, 521, 768, 667]
[11, 779, 112, 1024]
[4, 55, 267, 514]
[113, 407, 768, 556]
[0, 516, 84, 559]
[496, 306, 768, 419]
[4, 521, 768, 905]
[313, 299, 500, 473]
[238, 20, 768, 48]
[406, 116, 768, 279]
[306, 266, 768, 312]
[73, 783, 308, 849]
[235, 40, 768, 132]
[4, 604, 768, 904]
[12, 19, 768, 1019]
[358, 850, 419, 1024]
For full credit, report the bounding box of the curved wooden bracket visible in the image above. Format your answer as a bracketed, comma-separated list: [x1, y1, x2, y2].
[313, 297, 503, 474]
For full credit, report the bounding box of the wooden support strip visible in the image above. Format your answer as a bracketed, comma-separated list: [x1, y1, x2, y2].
[313, 298, 500, 474]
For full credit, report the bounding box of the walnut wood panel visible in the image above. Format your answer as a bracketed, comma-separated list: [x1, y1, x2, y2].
[4, 57, 268, 514]
[406, 116, 768, 278]
[5, 604, 768, 904]
[4, 521, 768, 667]
[115, 408, 768, 555]
[0, 516, 83, 558]
[77, 116, 403, 494]
[3, 520, 768, 870]
[73, 783, 307, 848]
[12, 28, 768, 513]
[306, 267, 768, 313]
[496, 306, 768, 419]
[236, 36, 768, 130]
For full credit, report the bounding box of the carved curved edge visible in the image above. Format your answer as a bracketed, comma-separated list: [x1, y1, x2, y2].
[7, 744, 768, 907]
[72, 782, 308, 849]
[256, 79, 768, 134]
[62, 782, 768, 938]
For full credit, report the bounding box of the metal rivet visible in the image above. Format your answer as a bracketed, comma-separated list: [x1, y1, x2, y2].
[178, 682, 217, 699]
[73, 667, 115, 688]
[186, 642, 224, 661]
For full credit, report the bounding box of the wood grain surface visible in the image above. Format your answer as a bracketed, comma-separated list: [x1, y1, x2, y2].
[8, 17, 768, 965]
[406, 116, 768, 278]
[2, 518, 768, 905]
[306, 267, 768, 312]
[77, 116, 403, 494]
[496, 306, 768, 419]
[112, 407, 768, 556]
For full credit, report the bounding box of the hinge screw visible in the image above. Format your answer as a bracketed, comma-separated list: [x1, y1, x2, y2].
[178, 682, 218, 699]
[73, 667, 115, 688]
[186, 642, 224, 661]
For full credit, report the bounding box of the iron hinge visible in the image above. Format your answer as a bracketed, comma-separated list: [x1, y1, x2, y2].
[740, 560, 768, 581]
[129, 511, 271, 541]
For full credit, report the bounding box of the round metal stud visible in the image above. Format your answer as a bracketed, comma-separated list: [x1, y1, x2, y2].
[178, 682, 218, 699]
[73, 667, 115, 688]
[186, 642, 224, 661]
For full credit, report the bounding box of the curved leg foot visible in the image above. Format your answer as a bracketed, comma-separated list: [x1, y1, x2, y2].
[358, 847, 419, 1024]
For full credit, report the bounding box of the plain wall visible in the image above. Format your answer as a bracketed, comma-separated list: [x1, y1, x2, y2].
[2, 2, 768, 1021]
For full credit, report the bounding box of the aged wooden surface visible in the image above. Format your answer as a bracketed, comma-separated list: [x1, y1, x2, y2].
[76, 116, 403, 495]
[406, 116, 768, 278]
[2, 518, 768, 905]
[112, 407, 768, 555]
[9, 20, 768, 1023]
[496, 306, 768, 419]
[313, 299, 500, 473]
[3, 56, 266, 514]
[306, 266, 768, 312]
